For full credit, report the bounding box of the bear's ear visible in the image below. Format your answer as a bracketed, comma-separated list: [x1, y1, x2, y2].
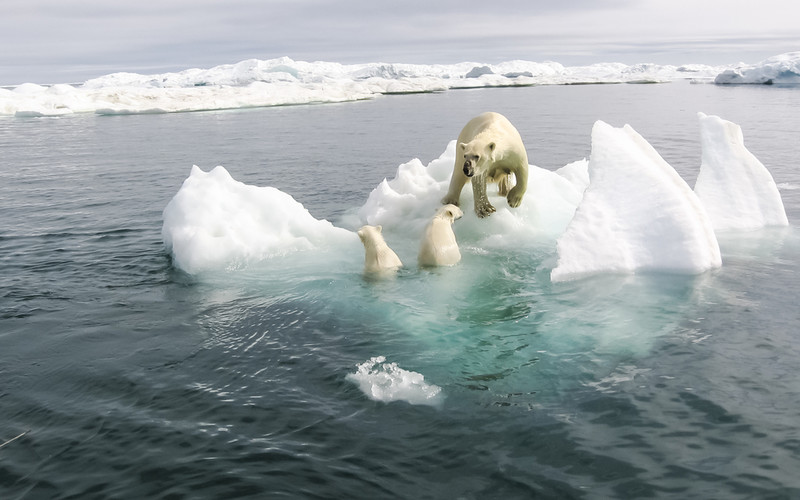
[459, 142, 467, 150]
[488, 142, 496, 151]
[376, 225, 382, 233]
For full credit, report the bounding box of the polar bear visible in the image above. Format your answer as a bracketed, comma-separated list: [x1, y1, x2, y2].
[418, 204, 463, 267]
[442, 112, 529, 218]
[357, 225, 403, 274]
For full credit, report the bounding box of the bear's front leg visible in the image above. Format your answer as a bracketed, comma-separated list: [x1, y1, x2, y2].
[472, 175, 496, 218]
[442, 168, 468, 207]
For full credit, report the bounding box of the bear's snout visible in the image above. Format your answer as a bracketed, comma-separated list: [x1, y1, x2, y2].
[463, 160, 474, 177]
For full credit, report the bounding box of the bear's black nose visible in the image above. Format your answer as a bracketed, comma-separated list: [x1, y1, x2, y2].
[463, 161, 474, 177]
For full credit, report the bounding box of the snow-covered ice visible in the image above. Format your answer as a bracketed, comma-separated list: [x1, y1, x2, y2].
[550, 121, 721, 282]
[715, 52, 800, 85]
[161, 165, 356, 274]
[354, 140, 584, 245]
[1, 57, 725, 117]
[4, 53, 798, 116]
[694, 112, 789, 231]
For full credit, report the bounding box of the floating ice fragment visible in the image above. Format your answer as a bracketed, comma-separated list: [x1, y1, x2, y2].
[346, 356, 443, 406]
[694, 113, 788, 231]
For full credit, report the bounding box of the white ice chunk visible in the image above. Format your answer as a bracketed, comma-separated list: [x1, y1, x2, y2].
[161, 165, 356, 274]
[346, 356, 443, 406]
[715, 52, 800, 85]
[551, 121, 721, 282]
[555, 158, 590, 192]
[694, 113, 788, 231]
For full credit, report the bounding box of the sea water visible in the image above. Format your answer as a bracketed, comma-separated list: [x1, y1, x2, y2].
[1, 82, 799, 499]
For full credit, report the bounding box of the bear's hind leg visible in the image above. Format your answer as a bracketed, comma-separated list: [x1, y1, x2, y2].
[506, 166, 527, 208]
[496, 173, 512, 197]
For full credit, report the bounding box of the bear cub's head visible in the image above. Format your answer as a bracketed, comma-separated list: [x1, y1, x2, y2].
[357, 224, 384, 245]
[436, 204, 464, 222]
[460, 140, 496, 177]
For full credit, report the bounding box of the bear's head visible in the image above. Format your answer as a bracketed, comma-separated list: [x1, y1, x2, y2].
[436, 204, 464, 222]
[459, 140, 496, 177]
[357, 224, 384, 245]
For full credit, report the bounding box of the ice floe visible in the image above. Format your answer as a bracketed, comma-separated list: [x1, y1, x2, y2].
[162, 114, 788, 281]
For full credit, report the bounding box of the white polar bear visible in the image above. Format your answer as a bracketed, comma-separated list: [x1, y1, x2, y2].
[442, 112, 529, 218]
[418, 204, 463, 267]
[357, 225, 403, 274]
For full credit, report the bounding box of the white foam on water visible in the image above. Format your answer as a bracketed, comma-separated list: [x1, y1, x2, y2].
[346, 356, 443, 406]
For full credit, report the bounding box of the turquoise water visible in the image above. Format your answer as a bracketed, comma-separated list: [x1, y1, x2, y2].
[1, 82, 799, 498]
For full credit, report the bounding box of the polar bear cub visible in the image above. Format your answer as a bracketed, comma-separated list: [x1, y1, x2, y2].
[357, 225, 403, 274]
[418, 204, 463, 267]
[442, 112, 529, 218]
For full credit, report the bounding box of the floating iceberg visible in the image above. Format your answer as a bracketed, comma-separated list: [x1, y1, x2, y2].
[550, 121, 721, 282]
[1, 56, 724, 117]
[161, 165, 356, 274]
[714, 52, 800, 85]
[694, 113, 789, 231]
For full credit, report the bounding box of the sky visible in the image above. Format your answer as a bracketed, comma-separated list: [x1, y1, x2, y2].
[2, 0, 798, 85]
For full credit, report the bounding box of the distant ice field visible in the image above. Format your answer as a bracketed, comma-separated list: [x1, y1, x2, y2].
[2, 51, 799, 116]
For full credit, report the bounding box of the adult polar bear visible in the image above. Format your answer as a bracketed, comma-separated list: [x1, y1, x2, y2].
[442, 112, 529, 218]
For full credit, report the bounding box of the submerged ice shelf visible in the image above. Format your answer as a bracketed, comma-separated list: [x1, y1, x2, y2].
[161, 113, 789, 406]
[162, 113, 788, 281]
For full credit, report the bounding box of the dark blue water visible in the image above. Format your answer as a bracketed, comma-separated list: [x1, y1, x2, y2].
[1, 82, 799, 499]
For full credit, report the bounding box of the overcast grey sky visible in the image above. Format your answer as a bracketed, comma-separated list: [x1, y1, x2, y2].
[2, 0, 798, 85]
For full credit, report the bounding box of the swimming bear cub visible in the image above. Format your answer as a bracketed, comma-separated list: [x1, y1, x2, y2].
[418, 204, 463, 267]
[357, 225, 403, 274]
